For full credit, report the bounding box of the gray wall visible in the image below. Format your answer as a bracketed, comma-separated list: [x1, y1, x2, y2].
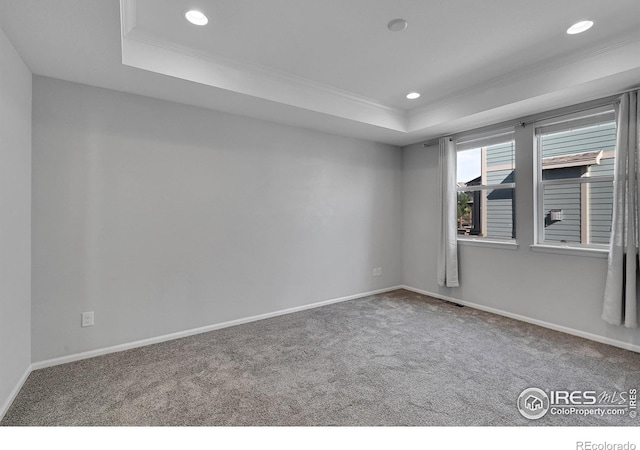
[402, 125, 640, 349]
[0, 27, 31, 414]
[31, 76, 403, 362]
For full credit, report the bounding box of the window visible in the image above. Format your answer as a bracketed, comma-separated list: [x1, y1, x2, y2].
[456, 129, 516, 241]
[535, 107, 616, 248]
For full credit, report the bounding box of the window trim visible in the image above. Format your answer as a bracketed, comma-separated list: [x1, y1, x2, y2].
[458, 238, 519, 250]
[534, 108, 616, 250]
[529, 244, 608, 258]
[458, 182, 516, 192]
[456, 129, 516, 242]
[534, 105, 615, 134]
[456, 127, 515, 151]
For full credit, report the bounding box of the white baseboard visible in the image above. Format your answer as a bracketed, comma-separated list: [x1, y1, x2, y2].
[31, 285, 403, 371]
[7, 284, 638, 421]
[0, 364, 32, 422]
[399, 285, 640, 354]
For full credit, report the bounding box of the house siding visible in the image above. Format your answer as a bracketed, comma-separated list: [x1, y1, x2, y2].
[540, 123, 616, 157]
[540, 123, 615, 244]
[485, 142, 515, 239]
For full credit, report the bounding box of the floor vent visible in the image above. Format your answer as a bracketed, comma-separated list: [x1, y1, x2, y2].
[438, 299, 464, 308]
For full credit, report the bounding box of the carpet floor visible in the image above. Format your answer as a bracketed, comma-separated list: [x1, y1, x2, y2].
[2, 289, 639, 426]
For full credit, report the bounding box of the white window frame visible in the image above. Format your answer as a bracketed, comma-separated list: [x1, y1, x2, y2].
[455, 127, 516, 244]
[533, 106, 616, 251]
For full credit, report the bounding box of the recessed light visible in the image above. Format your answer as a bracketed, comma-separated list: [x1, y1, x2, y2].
[567, 20, 593, 35]
[388, 18, 408, 32]
[185, 10, 208, 26]
[406, 92, 421, 100]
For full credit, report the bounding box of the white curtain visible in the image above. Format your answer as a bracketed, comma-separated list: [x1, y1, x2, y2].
[437, 137, 459, 288]
[602, 90, 639, 328]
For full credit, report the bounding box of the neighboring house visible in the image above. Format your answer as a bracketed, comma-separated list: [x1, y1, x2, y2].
[484, 141, 516, 240]
[539, 123, 615, 244]
[458, 140, 516, 239]
[460, 123, 615, 243]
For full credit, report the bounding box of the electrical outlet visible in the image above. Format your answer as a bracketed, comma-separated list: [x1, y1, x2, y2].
[81, 311, 94, 327]
[377, 267, 382, 276]
[372, 267, 382, 277]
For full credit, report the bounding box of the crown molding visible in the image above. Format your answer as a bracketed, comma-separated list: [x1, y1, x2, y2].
[406, 33, 640, 133]
[126, 29, 404, 116]
[120, 0, 406, 131]
[409, 31, 640, 122]
[119, 0, 640, 142]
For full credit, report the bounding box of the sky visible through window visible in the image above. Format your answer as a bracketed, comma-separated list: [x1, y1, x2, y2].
[457, 148, 481, 184]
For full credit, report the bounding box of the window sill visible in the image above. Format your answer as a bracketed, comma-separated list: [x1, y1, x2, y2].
[529, 244, 609, 259]
[457, 238, 518, 250]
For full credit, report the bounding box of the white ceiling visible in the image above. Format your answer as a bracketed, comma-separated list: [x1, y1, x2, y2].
[1, 0, 639, 146]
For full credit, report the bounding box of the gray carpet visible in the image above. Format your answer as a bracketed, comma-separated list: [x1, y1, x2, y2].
[2, 289, 639, 426]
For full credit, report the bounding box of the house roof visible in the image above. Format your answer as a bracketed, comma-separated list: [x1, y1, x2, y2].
[542, 150, 604, 170]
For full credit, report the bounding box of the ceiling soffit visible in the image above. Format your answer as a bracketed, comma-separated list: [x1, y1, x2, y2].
[120, 0, 640, 140]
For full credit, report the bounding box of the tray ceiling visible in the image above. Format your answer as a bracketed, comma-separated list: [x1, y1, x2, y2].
[1, 0, 639, 145]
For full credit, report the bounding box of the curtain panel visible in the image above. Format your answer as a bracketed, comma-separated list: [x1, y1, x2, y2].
[602, 91, 639, 328]
[437, 137, 459, 288]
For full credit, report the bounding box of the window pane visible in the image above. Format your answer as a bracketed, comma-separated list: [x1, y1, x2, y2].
[457, 140, 515, 186]
[458, 188, 515, 239]
[540, 122, 616, 181]
[538, 117, 616, 247]
[589, 181, 614, 245]
[542, 181, 613, 245]
[486, 141, 515, 185]
[457, 148, 481, 185]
